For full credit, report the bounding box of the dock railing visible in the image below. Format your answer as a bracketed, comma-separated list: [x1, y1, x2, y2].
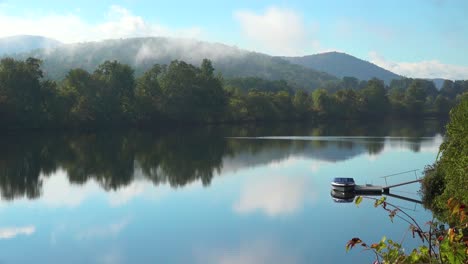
[380, 169, 420, 186]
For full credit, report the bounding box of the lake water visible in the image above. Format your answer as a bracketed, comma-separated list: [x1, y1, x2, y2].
[0, 121, 445, 263]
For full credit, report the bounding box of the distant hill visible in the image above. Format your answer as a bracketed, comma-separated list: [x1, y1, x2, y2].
[283, 52, 401, 84]
[12, 37, 338, 91]
[0, 35, 62, 55]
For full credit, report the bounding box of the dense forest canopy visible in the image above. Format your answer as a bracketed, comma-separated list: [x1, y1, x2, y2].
[0, 57, 467, 128]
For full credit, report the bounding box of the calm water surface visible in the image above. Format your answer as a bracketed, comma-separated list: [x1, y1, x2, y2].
[0, 121, 444, 263]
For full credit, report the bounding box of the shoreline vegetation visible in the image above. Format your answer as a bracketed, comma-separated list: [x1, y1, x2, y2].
[1, 57, 467, 129]
[347, 94, 467, 263]
[421, 93, 467, 219]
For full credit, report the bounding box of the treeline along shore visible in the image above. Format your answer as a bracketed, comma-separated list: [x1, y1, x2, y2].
[0, 57, 467, 129]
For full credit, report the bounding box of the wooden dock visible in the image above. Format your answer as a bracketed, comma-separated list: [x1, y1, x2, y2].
[382, 179, 422, 193]
[349, 179, 422, 195]
[355, 184, 383, 195]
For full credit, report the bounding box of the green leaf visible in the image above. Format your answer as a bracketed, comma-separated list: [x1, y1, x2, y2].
[376, 242, 387, 252]
[419, 246, 429, 256]
[380, 236, 387, 243]
[355, 196, 363, 206]
[409, 249, 420, 263]
[374, 196, 386, 207]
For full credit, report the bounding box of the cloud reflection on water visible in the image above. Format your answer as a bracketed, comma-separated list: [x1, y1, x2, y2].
[234, 173, 316, 217]
[75, 217, 130, 240]
[0, 225, 35, 239]
[196, 240, 299, 264]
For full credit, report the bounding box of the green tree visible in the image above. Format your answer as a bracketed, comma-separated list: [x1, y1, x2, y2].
[224, 77, 294, 94]
[292, 90, 311, 119]
[334, 89, 362, 119]
[93, 60, 136, 121]
[312, 88, 333, 117]
[440, 80, 455, 99]
[433, 95, 451, 115]
[39, 80, 63, 123]
[271, 91, 293, 120]
[245, 91, 276, 121]
[135, 64, 163, 122]
[405, 79, 427, 116]
[422, 93, 468, 215]
[342, 76, 359, 90]
[388, 87, 407, 116]
[227, 94, 249, 121]
[452, 81, 468, 99]
[59, 68, 100, 123]
[159, 60, 226, 122]
[159, 60, 198, 121]
[389, 78, 412, 91]
[359, 78, 389, 117]
[196, 59, 227, 122]
[0, 57, 43, 125]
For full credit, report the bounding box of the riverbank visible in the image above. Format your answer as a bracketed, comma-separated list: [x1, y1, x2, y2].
[420, 94, 467, 220]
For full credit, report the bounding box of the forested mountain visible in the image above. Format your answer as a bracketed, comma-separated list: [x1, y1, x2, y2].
[13, 37, 337, 90]
[0, 35, 62, 55]
[283, 52, 401, 84]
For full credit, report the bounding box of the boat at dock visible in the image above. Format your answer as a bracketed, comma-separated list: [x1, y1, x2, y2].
[329, 174, 423, 204]
[330, 189, 356, 203]
[331, 177, 355, 192]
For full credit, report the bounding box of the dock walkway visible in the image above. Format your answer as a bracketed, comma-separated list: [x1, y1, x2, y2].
[352, 178, 422, 195]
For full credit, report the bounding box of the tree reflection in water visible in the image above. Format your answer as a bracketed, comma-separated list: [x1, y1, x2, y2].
[0, 120, 444, 200]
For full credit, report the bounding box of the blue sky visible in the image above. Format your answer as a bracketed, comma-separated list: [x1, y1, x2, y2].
[0, 0, 467, 79]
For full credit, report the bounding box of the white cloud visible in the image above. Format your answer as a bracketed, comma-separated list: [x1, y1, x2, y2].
[267, 157, 301, 169]
[0, 226, 35, 239]
[0, 170, 166, 209]
[41, 174, 167, 208]
[107, 180, 148, 207]
[76, 218, 130, 240]
[97, 249, 125, 264]
[39, 171, 101, 208]
[384, 134, 444, 154]
[234, 7, 318, 56]
[369, 51, 468, 80]
[419, 135, 444, 153]
[234, 175, 315, 217]
[310, 162, 321, 173]
[0, 5, 202, 43]
[367, 155, 378, 162]
[195, 240, 299, 264]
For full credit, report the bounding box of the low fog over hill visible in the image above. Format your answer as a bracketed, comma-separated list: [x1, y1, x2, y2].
[0, 35, 62, 55]
[13, 37, 337, 91]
